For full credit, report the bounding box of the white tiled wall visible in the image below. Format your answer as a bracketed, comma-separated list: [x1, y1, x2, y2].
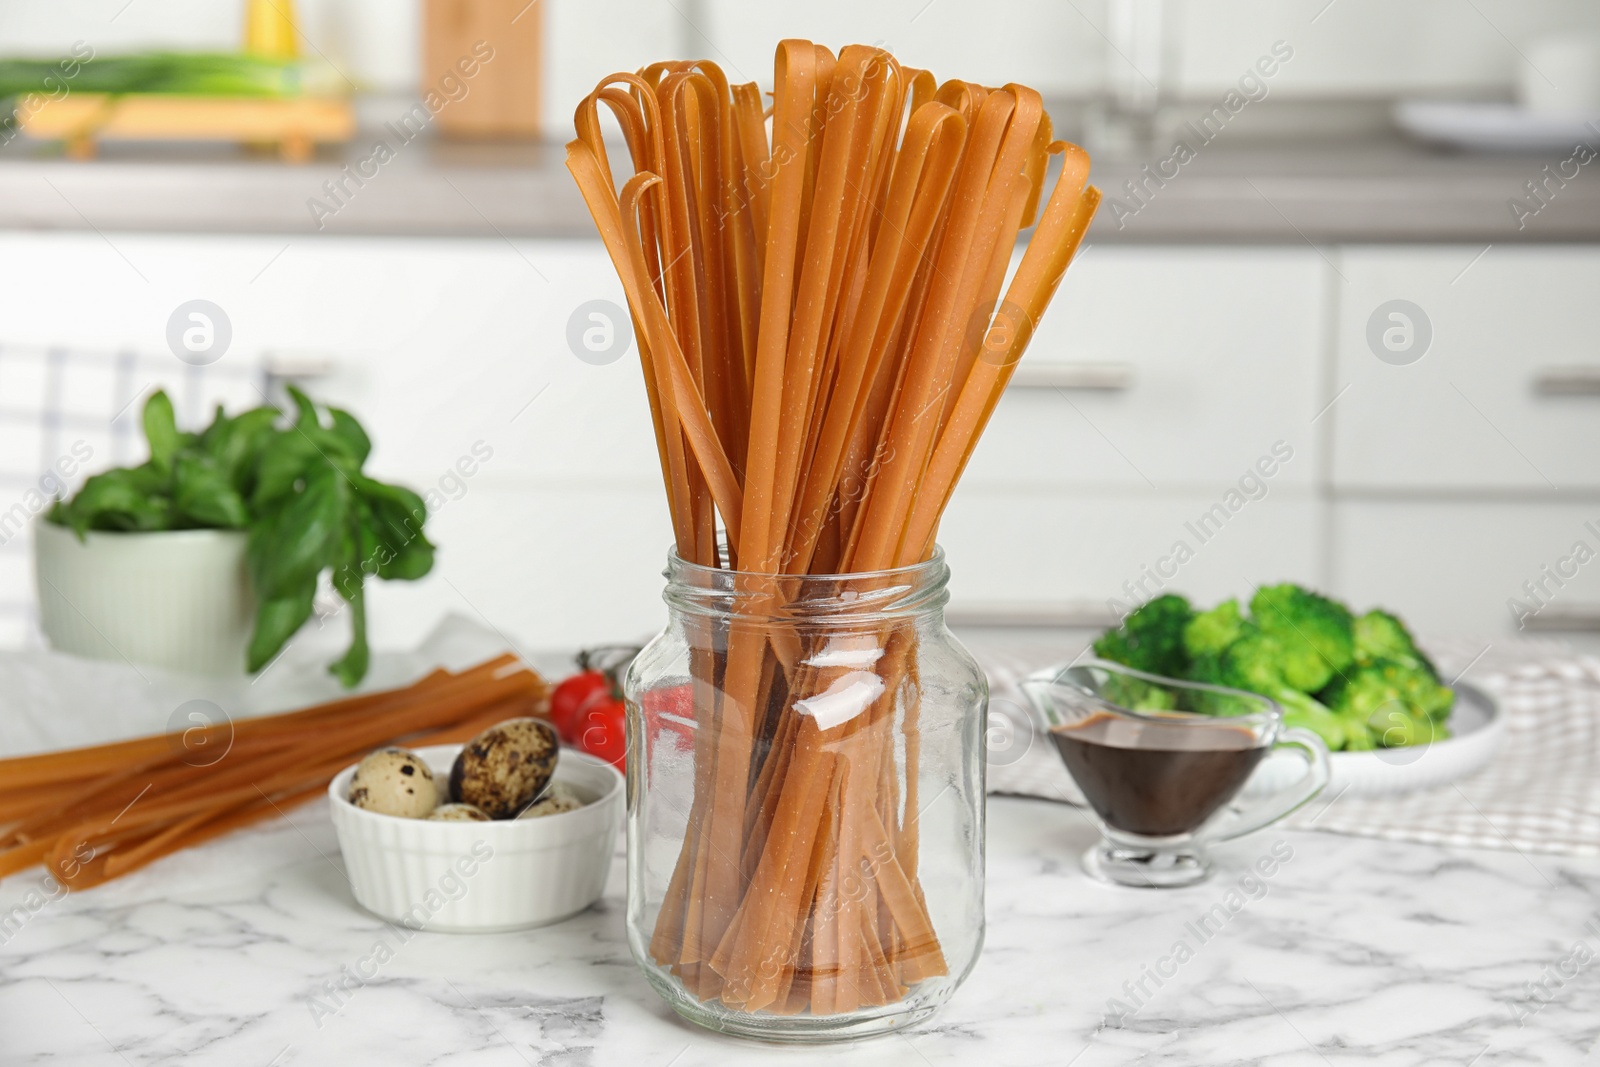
[4, 1, 1599, 132]
[1170, 0, 1600, 97]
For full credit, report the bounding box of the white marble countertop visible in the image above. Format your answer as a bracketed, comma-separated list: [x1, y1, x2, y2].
[4, 789, 1598, 1066]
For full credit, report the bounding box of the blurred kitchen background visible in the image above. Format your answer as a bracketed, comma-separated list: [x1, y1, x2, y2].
[1, 0, 1598, 656]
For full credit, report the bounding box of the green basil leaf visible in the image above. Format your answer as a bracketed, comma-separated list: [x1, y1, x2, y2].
[142, 391, 181, 474]
[249, 467, 346, 599]
[326, 498, 370, 604]
[208, 406, 280, 491]
[287, 384, 321, 430]
[379, 536, 434, 581]
[197, 404, 230, 451]
[59, 467, 173, 534]
[328, 407, 372, 466]
[173, 454, 249, 528]
[246, 580, 316, 672]
[356, 481, 433, 581]
[355, 475, 427, 524]
[328, 571, 368, 688]
[251, 431, 320, 510]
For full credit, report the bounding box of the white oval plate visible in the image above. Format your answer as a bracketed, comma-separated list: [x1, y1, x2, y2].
[1245, 681, 1504, 799]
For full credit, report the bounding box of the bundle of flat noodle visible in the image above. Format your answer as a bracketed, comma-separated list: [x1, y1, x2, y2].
[567, 40, 1098, 1013]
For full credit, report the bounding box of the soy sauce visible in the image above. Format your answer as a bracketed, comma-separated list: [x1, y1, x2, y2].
[1050, 712, 1266, 837]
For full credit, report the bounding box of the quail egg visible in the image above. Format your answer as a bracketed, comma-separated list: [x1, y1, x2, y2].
[450, 717, 560, 819]
[427, 802, 491, 822]
[516, 781, 585, 819]
[348, 747, 438, 819]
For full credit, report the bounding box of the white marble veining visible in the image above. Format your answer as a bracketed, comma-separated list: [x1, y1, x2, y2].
[3, 790, 1598, 1066]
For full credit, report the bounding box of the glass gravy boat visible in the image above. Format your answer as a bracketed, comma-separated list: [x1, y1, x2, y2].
[1020, 661, 1330, 888]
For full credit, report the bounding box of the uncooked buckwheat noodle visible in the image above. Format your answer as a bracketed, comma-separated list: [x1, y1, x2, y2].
[0, 656, 550, 887]
[567, 40, 1099, 1015]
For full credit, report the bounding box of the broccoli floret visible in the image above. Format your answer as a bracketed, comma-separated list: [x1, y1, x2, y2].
[1341, 719, 1378, 751]
[1192, 622, 1302, 700]
[1101, 671, 1180, 712]
[1274, 687, 1349, 751]
[1217, 626, 1291, 694]
[1184, 598, 1245, 658]
[1353, 609, 1439, 679]
[1185, 635, 1296, 719]
[1094, 594, 1193, 678]
[1321, 658, 1456, 746]
[1249, 583, 1355, 692]
[1187, 628, 1351, 748]
[1170, 588, 1443, 753]
[1183, 653, 1264, 717]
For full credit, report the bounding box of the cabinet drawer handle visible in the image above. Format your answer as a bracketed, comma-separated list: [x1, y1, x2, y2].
[1521, 605, 1600, 632]
[945, 602, 1121, 629]
[1009, 362, 1135, 391]
[1534, 366, 1600, 396]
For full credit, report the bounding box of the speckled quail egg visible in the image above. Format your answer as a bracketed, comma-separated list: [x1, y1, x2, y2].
[427, 802, 491, 822]
[450, 717, 560, 819]
[516, 781, 585, 819]
[348, 747, 439, 819]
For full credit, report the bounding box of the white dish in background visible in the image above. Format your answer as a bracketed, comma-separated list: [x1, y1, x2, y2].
[1243, 681, 1504, 800]
[1393, 100, 1600, 154]
[328, 743, 623, 932]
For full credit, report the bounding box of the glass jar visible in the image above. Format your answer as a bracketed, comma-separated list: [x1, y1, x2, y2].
[623, 546, 988, 1042]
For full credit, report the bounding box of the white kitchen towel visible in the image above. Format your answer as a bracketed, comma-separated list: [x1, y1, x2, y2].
[980, 636, 1600, 858]
[0, 613, 567, 762]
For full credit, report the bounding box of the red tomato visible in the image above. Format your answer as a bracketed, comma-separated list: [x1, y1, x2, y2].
[578, 693, 628, 768]
[550, 670, 608, 745]
[641, 683, 695, 750]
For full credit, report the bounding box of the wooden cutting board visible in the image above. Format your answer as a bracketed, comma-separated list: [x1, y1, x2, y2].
[422, 0, 542, 138]
[17, 94, 354, 162]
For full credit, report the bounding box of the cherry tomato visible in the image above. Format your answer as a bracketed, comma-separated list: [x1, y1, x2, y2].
[550, 670, 607, 745]
[577, 692, 628, 768]
[641, 683, 695, 750]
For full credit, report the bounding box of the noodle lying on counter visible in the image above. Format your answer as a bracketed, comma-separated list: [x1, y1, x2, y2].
[0, 656, 548, 889]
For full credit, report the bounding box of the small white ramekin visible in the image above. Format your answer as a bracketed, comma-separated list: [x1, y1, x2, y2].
[328, 743, 623, 932]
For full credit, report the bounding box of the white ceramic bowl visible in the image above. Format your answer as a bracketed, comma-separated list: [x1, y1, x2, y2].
[34, 521, 254, 675]
[328, 744, 623, 932]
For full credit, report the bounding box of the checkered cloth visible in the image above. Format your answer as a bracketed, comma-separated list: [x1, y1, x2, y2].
[0, 345, 265, 648]
[980, 636, 1600, 858]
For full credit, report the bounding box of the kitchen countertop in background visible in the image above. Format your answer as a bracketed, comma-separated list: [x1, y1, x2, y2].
[2, 133, 1598, 243]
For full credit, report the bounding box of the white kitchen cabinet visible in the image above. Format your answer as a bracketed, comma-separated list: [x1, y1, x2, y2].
[938, 486, 1322, 616]
[1332, 498, 1600, 638]
[936, 247, 1325, 615]
[1331, 246, 1600, 492]
[4, 230, 1598, 653]
[964, 248, 1324, 492]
